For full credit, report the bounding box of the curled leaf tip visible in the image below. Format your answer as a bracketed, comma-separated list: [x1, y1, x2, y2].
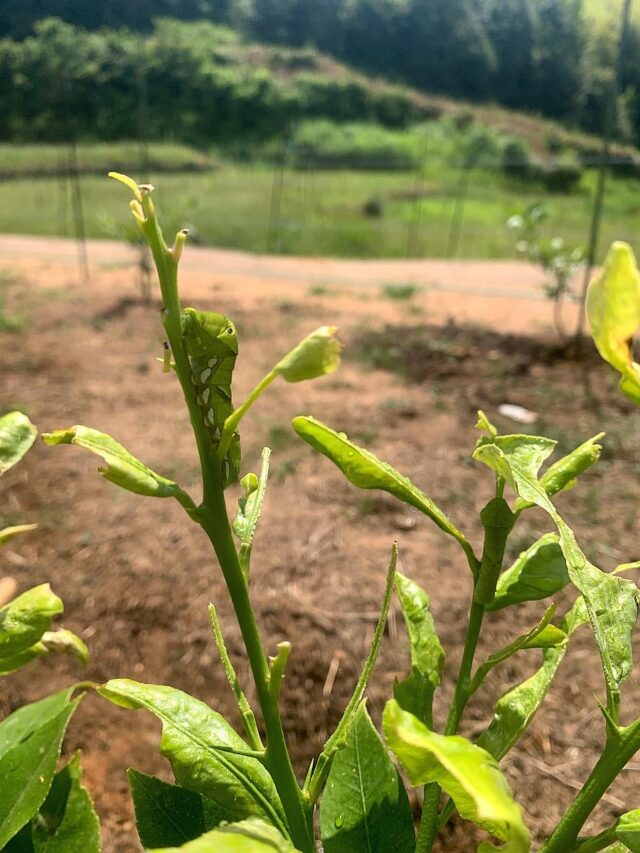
[108, 171, 144, 203]
[275, 326, 341, 382]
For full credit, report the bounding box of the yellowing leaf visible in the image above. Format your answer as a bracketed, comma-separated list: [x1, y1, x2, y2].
[383, 700, 529, 852]
[0, 412, 37, 477]
[586, 241, 640, 405]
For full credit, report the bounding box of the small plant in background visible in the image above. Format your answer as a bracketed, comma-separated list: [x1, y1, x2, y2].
[382, 283, 419, 301]
[2, 178, 640, 853]
[507, 204, 586, 339]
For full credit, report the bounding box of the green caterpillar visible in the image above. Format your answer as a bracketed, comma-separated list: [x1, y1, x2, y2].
[181, 307, 241, 488]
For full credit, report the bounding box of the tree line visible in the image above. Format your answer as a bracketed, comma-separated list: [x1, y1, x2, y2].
[0, 2, 635, 145]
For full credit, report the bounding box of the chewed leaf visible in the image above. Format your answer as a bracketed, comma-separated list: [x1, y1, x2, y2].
[383, 700, 529, 852]
[0, 584, 63, 659]
[43, 426, 195, 507]
[233, 448, 270, 579]
[275, 326, 341, 382]
[488, 534, 569, 611]
[394, 572, 444, 726]
[470, 606, 565, 697]
[514, 433, 605, 513]
[478, 597, 588, 760]
[292, 416, 469, 547]
[586, 241, 640, 405]
[149, 818, 299, 852]
[0, 412, 37, 477]
[98, 679, 289, 838]
[474, 434, 640, 718]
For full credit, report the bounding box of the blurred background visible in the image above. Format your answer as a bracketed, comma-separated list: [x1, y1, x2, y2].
[0, 0, 638, 261]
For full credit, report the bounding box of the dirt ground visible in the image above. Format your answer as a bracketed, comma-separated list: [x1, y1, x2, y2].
[1, 237, 639, 851]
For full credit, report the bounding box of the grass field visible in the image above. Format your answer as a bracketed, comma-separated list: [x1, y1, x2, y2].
[1, 164, 638, 260]
[0, 142, 214, 178]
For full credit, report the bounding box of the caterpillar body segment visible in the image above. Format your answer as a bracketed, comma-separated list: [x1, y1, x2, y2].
[181, 307, 241, 487]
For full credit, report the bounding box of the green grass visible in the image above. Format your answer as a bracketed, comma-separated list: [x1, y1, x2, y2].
[0, 158, 638, 260]
[0, 142, 215, 178]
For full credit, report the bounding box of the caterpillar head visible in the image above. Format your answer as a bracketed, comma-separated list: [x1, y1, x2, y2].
[182, 308, 238, 356]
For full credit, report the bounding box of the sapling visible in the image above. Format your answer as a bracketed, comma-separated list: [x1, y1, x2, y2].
[3, 177, 639, 852]
[507, 204, 585, 340]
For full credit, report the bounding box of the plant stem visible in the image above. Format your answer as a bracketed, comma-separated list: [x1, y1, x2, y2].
[540, 717, 640, 853]
[572, 825, 617, 853]
[218, 369, 278, 459]
[199, 500, 314, 852]
[415, 598, 486, 851]
[416, 784, 441, 853]
[140, 197, 314, 852]
[445, 599, 486, 735]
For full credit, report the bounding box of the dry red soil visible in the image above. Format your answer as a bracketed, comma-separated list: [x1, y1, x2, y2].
[1, 237, 638, 851]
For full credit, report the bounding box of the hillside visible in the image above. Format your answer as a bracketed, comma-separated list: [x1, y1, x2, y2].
[1, 17, 637, 169]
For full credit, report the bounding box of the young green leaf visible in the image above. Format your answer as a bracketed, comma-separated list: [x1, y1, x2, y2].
[0, 584, 63, 659]
[29, 752, 100, 853]
[586, 241, 640, 405]
[0, 524, 38, 547]
[474, 434, 640, 720]
[488, 534, 569, 612]
[469, 605, 565, 698]
[476, 410, 498, 437]
[128, 768, 226, 849]
[0, 692, 81, 848]
[42, 426, 195, 510]
[0, 628, 89, 676]
[98, 679, 289, 838]
[307, 545, 397, 803]
[149, 818, 299, 852]
[233, 448, 271, 579]
[383, 700, 530, 852]
[274, 326, 341, 382]
[514, 434, 604, 513]
[0, 412, 37, 477]
[616, 809, 640, 851]
[292, 416, 472, 552]
[394, 572, 444, 727]
[319, 703, 415, 853]
[478, 597, 589, 760]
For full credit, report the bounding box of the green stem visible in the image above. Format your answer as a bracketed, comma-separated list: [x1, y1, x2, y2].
[540, 717, 640, 853]
[199, 502, 314, 851]
[572, 825, 617, 853]
[218, 369, 278, 459]
[415, 599, 486, 851]
[416, 784, 441, 853]
[140, 196, 314, 852]
[445, 599, 486, 735]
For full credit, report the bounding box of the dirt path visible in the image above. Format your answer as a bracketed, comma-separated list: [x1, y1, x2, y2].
[0, 234, 581, 336]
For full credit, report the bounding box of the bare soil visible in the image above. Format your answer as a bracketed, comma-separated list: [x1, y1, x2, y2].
[1, 237, 639, 851]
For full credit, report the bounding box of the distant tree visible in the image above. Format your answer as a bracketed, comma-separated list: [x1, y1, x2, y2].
[481, 0, 538, 110]
[530, 0, 584, 121]
[399, 0, 495, 99]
